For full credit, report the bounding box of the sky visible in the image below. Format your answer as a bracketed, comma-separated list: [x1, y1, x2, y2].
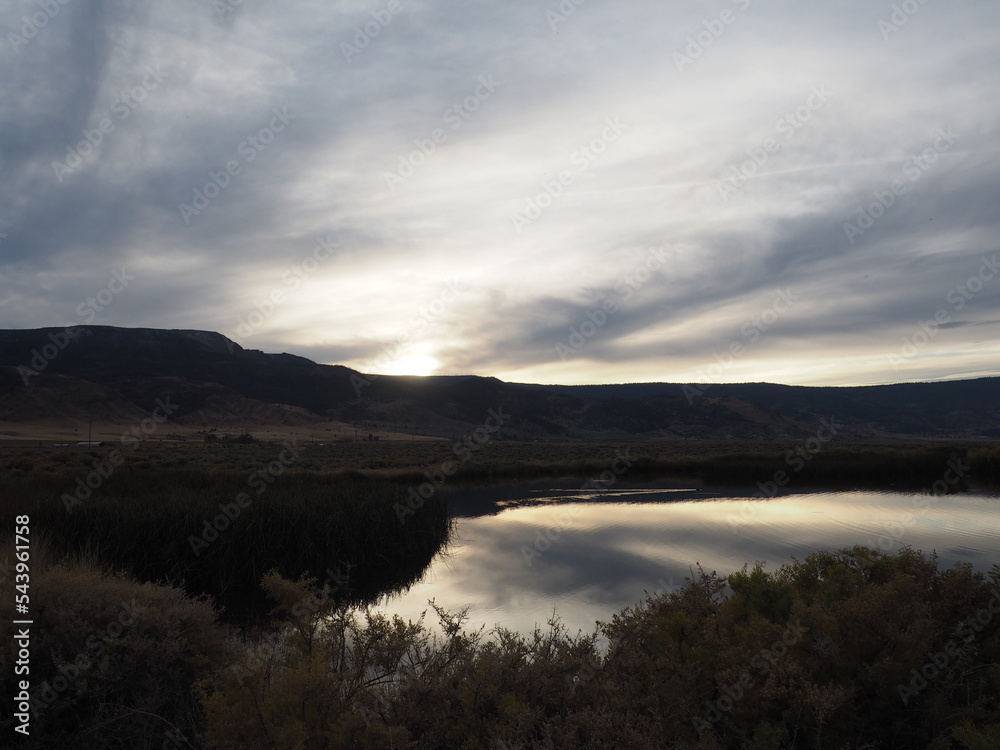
[2, 0, 999, 387]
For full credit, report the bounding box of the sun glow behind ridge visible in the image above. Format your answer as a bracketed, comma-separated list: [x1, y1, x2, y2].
[375, 354, 442, 377]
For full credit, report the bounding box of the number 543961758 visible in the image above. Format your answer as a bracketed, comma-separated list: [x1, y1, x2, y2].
[14, 515, 29, 604]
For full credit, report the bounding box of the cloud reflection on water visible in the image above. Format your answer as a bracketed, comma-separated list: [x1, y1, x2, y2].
[378, 483, 1000, 635]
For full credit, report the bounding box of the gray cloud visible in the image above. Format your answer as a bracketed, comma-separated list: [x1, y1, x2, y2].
[1, 0, 998, 385]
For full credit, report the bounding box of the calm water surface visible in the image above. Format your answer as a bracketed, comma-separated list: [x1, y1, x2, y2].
[376, 480, 1000, 636]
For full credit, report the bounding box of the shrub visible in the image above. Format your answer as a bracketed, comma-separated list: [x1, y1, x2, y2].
[198, 547, 1000, 749]
[0, 540, 229, 749]
[198, 573, 605, 750]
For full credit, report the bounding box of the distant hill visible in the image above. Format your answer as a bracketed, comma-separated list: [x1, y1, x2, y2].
[1, 325, 998, 441]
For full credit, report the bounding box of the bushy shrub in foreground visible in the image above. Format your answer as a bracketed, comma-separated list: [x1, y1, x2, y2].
[198, 546, 1000, 749]
[3, 544, 997, 748]
[0, 545, 228, 749]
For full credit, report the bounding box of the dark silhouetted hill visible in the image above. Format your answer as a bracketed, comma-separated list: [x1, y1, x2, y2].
[1, 326, 997, 440]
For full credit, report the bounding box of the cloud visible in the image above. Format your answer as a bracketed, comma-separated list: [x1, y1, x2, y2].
[2, 0, 998, 386]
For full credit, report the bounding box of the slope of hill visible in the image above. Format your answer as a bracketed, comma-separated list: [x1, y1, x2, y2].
[511, 379, 1000, 438]
[0, 325, 997, 441]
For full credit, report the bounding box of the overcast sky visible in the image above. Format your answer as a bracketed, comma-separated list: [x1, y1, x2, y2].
[2, 0, 999, 386]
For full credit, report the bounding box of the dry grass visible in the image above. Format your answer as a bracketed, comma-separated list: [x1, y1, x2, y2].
[2, 438, 998, 486]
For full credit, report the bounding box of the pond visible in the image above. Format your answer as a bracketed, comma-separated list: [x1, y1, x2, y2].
[375, 479, 1000, 636]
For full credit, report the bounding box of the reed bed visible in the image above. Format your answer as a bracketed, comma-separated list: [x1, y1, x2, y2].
[1, 469, 451, 622]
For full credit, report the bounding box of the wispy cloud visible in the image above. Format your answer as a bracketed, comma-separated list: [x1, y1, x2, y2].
[2, 0, 998, 386]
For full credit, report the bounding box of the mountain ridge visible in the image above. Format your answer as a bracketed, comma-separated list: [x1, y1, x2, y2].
[1, 325, 998, 441]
